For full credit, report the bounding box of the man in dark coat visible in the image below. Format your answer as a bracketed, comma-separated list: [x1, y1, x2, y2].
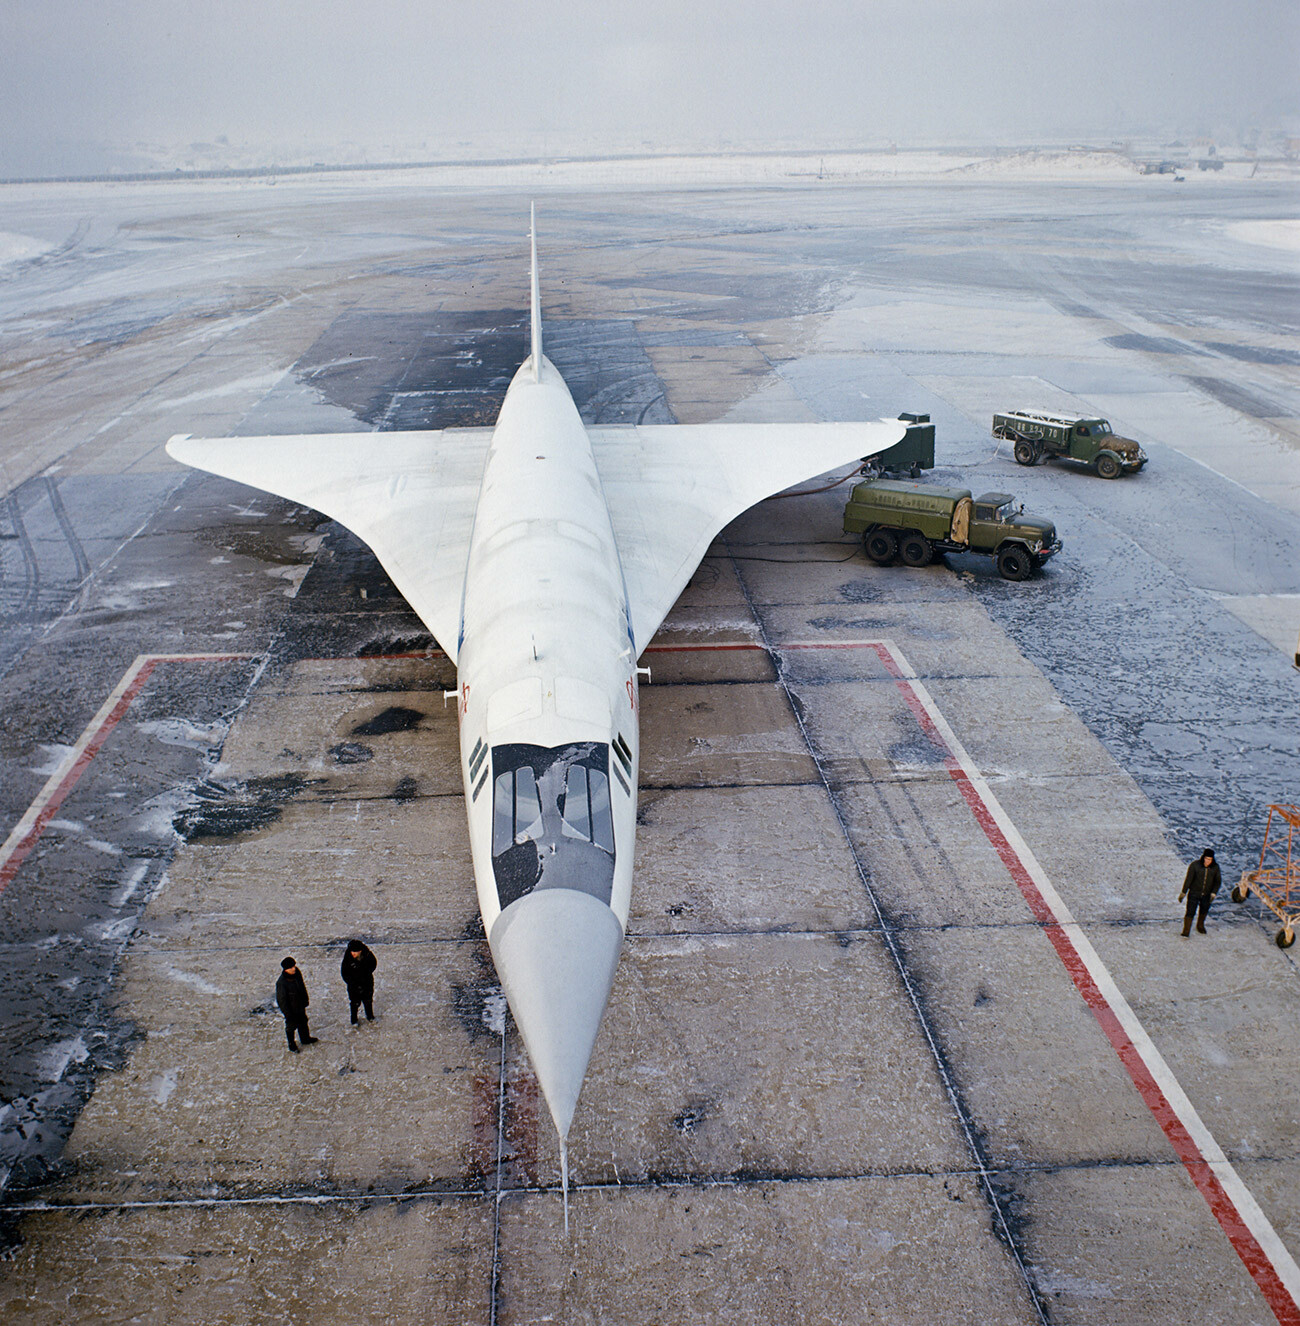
[1180, 849, 1222, 936]
[276, 956, 317, 1051]
[340, 939, 377, 1024]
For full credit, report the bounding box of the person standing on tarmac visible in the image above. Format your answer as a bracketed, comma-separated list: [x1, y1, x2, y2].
[276, 956, 317, 1051]
[340, 939, 378, 1025]
[1180, 849, 1222, 936]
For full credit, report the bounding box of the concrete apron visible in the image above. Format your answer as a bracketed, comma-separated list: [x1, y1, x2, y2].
[0, 556, 1297, 1326]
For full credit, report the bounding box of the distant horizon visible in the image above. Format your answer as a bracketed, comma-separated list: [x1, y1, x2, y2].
[2, 135, 1293, 187]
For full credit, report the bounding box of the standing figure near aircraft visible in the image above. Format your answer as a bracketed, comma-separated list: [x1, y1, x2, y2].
[1180, 849, 1221, 936]
[276, 956, 317, 1051]
[341, 939, 377, 1024]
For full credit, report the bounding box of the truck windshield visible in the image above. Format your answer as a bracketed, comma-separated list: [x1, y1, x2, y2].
[490, 741, 615, 909]
[1095, 420, 1111, 434]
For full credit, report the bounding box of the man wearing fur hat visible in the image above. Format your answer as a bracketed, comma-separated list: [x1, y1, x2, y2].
[1179, 849, 1221, 936]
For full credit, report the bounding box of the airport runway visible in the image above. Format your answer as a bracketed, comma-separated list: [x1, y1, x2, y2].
[0, 173, 1298, 1323]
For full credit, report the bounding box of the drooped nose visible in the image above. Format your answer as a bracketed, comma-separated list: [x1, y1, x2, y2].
[488, 887, 624, 1140]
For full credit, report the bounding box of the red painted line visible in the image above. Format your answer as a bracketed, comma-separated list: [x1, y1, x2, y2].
[0, 653, 254, 897]
[643, 642, 764, 653]
[876, 649, 1299, 1322]
[0, 661, 155, 894]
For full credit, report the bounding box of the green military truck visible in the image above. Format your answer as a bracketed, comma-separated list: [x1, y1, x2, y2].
[843, 479, 1061, 581]
[992, 410, 1147, 478]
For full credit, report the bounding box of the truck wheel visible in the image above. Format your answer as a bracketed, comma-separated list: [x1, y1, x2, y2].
[898, 532, 934, 567]
[1277, 926, 1295, 950]
[1096, 453, 1121, 480]
[996, 545, 1032, 581]
[1231, 885, 1248, 903]
[864, 530, 898, 564]
[1013, 440, 1037, 466]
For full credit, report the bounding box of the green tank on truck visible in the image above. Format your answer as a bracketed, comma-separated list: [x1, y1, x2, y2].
[992, 410, 1147, 478]
[843, 479, 1062, 581]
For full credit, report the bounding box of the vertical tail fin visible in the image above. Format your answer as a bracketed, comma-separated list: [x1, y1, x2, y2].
[529, 202, 542, 383]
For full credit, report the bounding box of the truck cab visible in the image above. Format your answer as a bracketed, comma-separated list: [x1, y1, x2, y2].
[843, 479, 1061, 581]
[992, 410, 1147, 478]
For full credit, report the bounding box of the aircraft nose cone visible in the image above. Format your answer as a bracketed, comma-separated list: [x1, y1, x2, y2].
[488, 888, 624, 1140]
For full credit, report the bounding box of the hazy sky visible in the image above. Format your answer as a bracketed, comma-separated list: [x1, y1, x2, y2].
[2, 0, 1297, 174]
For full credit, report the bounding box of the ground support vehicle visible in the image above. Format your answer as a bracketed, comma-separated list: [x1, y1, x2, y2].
[1232, 804, 1300, 948]
[993, 410, 1147, 478]
[860, 413, 936, 478]
[843, 479, 1061, 581]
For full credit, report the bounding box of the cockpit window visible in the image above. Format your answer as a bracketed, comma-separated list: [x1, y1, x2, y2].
[561, 764, 614, 851]
[493, 765, 544, 854]
[490, 742, 616, 910]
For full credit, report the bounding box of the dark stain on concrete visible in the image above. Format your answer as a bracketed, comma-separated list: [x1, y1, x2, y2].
[1104, 333, 1202, 356]
[1203, 341, 1300, 367]
[1183, 374, 1293, 419]
[356, 634, 437, 657]
[173, 774, 315, 841]
[329, 742, 373, 765]
[351, 706, 424, 737]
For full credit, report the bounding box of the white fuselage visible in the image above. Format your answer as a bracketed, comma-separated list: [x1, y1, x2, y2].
[456, 358, 639, 936]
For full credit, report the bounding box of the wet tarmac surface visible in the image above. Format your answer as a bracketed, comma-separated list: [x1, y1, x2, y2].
[0, 175, 1298, 1321]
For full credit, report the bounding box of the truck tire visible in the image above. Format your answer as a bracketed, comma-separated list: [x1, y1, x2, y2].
[1096, 452, 1122, 480]
[996, 544, 1032, 581]
[1013, 439, 1038, 466]
[899, 532, 934, 567]
[864, 529, 898, 564]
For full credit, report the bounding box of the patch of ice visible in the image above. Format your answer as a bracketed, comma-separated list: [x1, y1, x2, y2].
[150, 1069, 180, 1105]
[87, 916, 135, 942]
[29, 743, 77, 777]
[144, 370, 287, 411]
[163, 965, 223, 996]
[46, 818, 84, 834]
[1226, 220, 1300, 254]
[481, 989, 508, 1035]
[36, 1036, 89, 1083]
[136, 716, 228, 753]
[111, 861, 150, 908]
[0, 232, 54, 268]
[266, 564, 310, 598]
[1036, 1269, 1114, 1298]
[85, 839, 123, 857]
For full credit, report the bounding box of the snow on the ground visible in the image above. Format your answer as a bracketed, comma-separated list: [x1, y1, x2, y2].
[1226, 219, 1300, 253]
[0, 149, 1179, 201]
[0, 231, 54, 266]
[954, 150, 1140, 179]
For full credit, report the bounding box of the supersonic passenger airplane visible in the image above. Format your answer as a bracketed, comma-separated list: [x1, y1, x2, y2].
[167, 209, 904, 1215]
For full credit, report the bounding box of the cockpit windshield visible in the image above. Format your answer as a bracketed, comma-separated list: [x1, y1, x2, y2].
[490, 742, 615, 910]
